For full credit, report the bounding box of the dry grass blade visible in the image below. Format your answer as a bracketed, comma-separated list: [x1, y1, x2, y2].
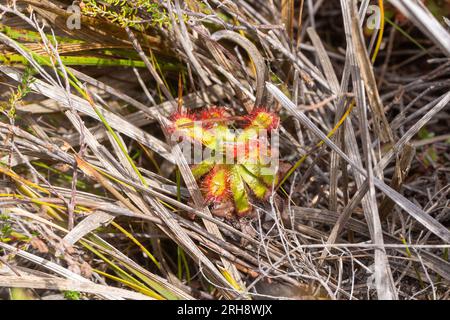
[267, 82, 450, 244]
[388, 0, 450, 56]
[63, 211, 114, 245]
[342, 0, 397, 300]
[349, 2, 393, 143]
[0, 242, 121, 300]
[292, 207, 450, 282]
[1, 0, 449, 301]
[0, 66, 174, 162]
[0, 275, 153, 300]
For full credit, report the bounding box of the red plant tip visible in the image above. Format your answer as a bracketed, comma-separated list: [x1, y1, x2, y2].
[203, 166, 230, 203]
[200, 107, 229, 128]
[246, 108, 280, 131]
[169, 112, 196, 132]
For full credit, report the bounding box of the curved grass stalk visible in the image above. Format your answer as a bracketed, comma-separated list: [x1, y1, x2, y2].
[371, 0, 385, 64]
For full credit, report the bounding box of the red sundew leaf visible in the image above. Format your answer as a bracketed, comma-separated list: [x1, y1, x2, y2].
[200, 106, 229, 128]
[245, 107, 280, 131]
[202, 166, 231, 203]
[175, 106, 280, 218]
[169, 111, 217, 148]
[169, 111, 196, 132]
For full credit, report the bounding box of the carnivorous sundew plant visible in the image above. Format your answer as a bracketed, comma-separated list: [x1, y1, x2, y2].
[170, 107, 280, 218]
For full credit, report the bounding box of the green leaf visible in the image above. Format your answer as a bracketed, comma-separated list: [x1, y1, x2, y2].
[191, 157, 216, 179]
[229, 166, 251, 215]
[64, 290, 82, 300]
[238, 165, 268, 199]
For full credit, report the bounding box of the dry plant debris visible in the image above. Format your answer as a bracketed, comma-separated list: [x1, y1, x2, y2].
[0, 0, 449, 300]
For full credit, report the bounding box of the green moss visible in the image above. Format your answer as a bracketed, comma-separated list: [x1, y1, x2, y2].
[81, 0, 185, 30]
[64, 291, 82, 300]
